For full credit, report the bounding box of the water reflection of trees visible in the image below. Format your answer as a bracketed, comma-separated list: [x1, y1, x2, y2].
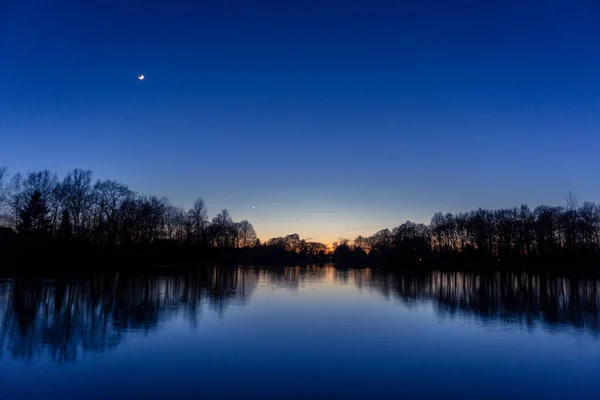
[364, 270, 600, 334]
[257, 265, 332, 290]
[2, 266, 599, 364]
[0, 266, 259, 363]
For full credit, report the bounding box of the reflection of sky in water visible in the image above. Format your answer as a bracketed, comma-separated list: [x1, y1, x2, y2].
[1, 267, 600, 399]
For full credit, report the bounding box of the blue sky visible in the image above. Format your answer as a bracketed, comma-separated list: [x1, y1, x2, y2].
[1, 1, 599, 243]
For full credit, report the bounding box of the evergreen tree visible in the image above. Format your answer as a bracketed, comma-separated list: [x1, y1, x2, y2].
[58, 209, 72, 240]
[18, 190, 51, 235]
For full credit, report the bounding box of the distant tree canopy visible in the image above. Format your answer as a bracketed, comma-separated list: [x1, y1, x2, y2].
[0, 168, 263, 251]
[332, 193, 600, 265]
[0, 167, 330, 264]
[1, 167, 600, 267]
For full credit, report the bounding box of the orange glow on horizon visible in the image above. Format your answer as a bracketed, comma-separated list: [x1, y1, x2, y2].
[256, 234, 343, 249]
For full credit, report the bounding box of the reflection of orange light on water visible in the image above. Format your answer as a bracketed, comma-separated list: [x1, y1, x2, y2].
[324, 265, 335, 283]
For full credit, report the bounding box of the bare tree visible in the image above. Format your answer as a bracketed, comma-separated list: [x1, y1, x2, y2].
[93, 179, 133, 245]
[162, 200, 187, 241]
[7, 173, 24, 229]
[138, 196, 167, 244]
[236, 220, 257, 248]
[353, 235, 371, 253]
[210, 209, 235, 248]
[187, 197, 208, 245]
[566, 191, 578, 212]
[61, 169, 93, 238]
[0, 167, 7, 225]
[284, 233, 302, 253]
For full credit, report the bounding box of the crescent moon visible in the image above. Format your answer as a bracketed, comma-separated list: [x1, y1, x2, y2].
[138, 74, 144, 80]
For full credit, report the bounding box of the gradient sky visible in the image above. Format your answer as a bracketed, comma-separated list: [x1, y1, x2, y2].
[1, 1, 600, 244]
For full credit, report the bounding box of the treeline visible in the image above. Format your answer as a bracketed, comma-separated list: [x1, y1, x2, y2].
[0, 167, 255, 247]
[334, 192, 600, 267]
[0, 167, 330, 266]
[2, 166, 600, 269]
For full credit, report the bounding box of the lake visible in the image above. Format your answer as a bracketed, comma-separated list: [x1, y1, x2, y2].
[1, 265, 599, 399]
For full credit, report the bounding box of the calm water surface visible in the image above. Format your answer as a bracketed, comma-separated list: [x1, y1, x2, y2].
[1, 265, 599, 399]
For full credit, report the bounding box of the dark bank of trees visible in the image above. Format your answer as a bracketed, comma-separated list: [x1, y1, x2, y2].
[0, 167, 329, 268]
[2, 166, 600, 271]
[333, 192, 600, 269]
[0, 168, 250, 248]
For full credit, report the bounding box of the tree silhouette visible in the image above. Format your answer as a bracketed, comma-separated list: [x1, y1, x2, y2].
[2, 165, 600, 269]
[0, 167, 7, 214]
[210, 209, 236, 248]
[188, 197, 208, 245]
[58, 210, 72, 240]
[61, 169, 93, 238]
[236, 220, 257, 248]
[18, 190, 51, 235]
